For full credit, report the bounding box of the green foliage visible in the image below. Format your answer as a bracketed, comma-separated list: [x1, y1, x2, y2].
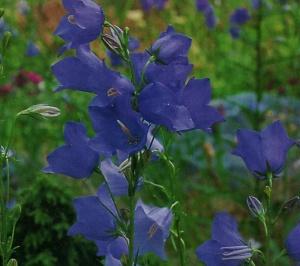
[14, 175, 100, 266]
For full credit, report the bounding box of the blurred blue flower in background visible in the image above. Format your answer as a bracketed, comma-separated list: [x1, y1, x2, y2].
[285, 223, 300, 262]
[196, 0, 217, 29]
[140, 0, 168, 11]
[26, 42, 40, 57]
[229, 8, 250, 39]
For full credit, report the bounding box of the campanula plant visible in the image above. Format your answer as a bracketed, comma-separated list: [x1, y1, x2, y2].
[46, 0, 223, 265]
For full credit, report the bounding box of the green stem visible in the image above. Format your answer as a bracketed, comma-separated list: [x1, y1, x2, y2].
[265, 173, 273, 266]
[128, 190, 135, 266]
[128, 155, 138, 266]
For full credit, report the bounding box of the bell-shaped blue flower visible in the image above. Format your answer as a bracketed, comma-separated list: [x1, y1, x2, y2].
[196, 0, 217, 29]
[69, 184, 128, 259]
[232, 121, 295, 178]
[131, 52, 193, 90]
[196, 212, 253, 265]
[285, 223, 300, 262]
[134, 200, 173, 259]
[149, 26, 192, 64]
[230, 8, 250, 25]
[89, 97, 149, 155]
[54, 0, 105, 52]
[138, 78, 224, 132]
[52, 45, 134, 107]
[44, 122, 99, 179]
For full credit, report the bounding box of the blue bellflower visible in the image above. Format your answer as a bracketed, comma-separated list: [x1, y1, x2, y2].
[131, 52, 193, 89]
[252, 0, 262, 9]
[230, 8, 251, 25]
[196, 212, 253, 266]
[285, 223, 300, 262]
[54, 0, 105, 52]
[134, 200, 173, 259]
[69, 185, 172, 262]
[232, 121, 295, 178]
[149, 26, 192, 64]
[89, 98, 149, 155]
[44, 122, 99, 179]
[140, 0, 167, 11]
[229, 8, 250, 39]
[52, 45, 134, 107]
[196, 0, 217, 29]
[138, 78, 224, 132]
[69, 184, 128, 260]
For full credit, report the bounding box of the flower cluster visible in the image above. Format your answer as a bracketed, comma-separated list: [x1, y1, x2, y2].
[45, 0, 300, 265]
[45, 0, 223, 264]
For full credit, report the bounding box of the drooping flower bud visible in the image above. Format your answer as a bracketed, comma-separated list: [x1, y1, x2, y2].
[17, 104, 61, 118]
[282, 196, 300, 212]
[247, 196, 265, 218]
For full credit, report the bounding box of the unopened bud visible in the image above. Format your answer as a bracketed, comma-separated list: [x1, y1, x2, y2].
[17, 104, 61, 118]
[282, 196, 300, 211]
[102, 33, 121, 51]
[0, 8, 5, 18]
[7, 259, 18, 266]
[247, 196, 265, 218]
[2, 31, 12, 51]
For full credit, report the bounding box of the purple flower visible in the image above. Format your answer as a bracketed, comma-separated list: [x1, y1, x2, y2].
[230, 8, 250, 25]
[52, 45, 134, 107]
[285, 223, 300, 262]
[134, 200, 173, 259]
[229, 26, 241, 39]
[54, 0, 105, 52]
[252, 0, 262, 9]
[69, 184, 128, 259]
[131, 52, 193, 89]
[196, 0, 217, 29]
[69, 185, 172, 261]
[149, 26, 192, 64]
[89, 98, 149, 155]
[196, 0, 209, 11]
[196, 212, 253, 265]
[44, 122, 99, 179]
[232, 121, 295, 178]
[140, 0, 167, 11]
[138, 78, 224, 132]
[26, 42, 40, 57]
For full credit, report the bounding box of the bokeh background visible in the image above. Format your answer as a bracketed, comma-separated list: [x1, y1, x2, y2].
[1, 0, 300, 265]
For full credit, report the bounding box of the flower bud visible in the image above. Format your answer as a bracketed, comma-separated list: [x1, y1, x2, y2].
[17, 104, 61, 118]
[282, 196, 300, 211]
[7, 259, 18, 266]
[247, 196, 265, 218]
[2, 31, 12, 52]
